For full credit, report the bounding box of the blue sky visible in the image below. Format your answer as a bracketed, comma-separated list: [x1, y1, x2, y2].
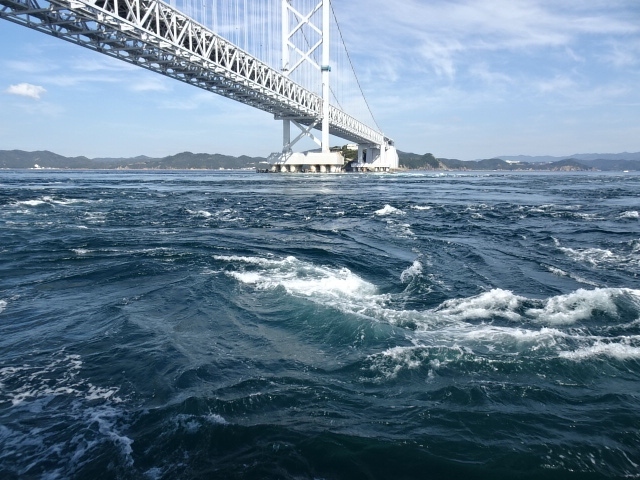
[1, 0, 639, 159]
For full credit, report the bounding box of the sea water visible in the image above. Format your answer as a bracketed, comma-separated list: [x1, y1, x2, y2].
[0, 170, 639, 479]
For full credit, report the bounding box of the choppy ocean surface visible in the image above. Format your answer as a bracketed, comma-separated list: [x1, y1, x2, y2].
[1, 170, 639, 479]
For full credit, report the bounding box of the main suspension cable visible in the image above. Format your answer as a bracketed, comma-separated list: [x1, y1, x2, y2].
[330, 2, 382, 133]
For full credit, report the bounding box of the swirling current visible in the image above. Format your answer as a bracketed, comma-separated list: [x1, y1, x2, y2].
[1, 170, 639, 479]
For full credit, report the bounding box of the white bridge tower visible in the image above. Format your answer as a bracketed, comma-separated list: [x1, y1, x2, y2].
[270, 0, 343, 173]
[268, 0, 398, 173]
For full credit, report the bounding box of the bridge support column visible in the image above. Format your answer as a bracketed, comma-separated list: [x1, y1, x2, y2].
[321, 0, 330, 154]
[282, 119, 291, 159]
[273, 0, 334, 171]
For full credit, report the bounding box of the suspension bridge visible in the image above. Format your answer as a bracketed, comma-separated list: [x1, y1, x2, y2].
[0, 0, 398, 172]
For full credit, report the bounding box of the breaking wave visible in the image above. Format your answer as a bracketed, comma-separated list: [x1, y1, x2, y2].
[374, 204, 404, 216]
[217, 254, 640, 328]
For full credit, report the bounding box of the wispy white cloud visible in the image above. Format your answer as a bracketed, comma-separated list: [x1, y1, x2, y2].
[17, 100, 64, 117]
[71, 55, 137, 72]
[5, 82, 46, 99]
[564, 47, 585, 63]
[44, 74, 124, 87]
[468, 63, 513, 86]
[158, 91, 216, 110]
[130, 77, 170, 92]
[338, 0, 639, 79]
[600, 40, 640, 67]
[544, 83, 632, 107]
[418, 40, 461, 79]
[4, 60, 58, 74]
[536, 75, 576, 94]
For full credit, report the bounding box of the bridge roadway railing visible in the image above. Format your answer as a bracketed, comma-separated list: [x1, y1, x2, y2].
[0, 0, 386, 146]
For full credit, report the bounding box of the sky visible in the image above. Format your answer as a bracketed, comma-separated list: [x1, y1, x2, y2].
[1, 0, 639, 160]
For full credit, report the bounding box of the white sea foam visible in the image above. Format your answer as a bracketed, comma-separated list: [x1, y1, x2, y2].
[145, 467, 165, 480]
[547, 266, 568, 277]
[374, 204, 404, 216]
[366, 343, 500, 380]
[192, 250, 639, 379]
[559, 246, 616, 266]
[436, 289, 525, 322]
[529, 204, 583, 215]
[205, 413, 228, 425]
[525, 288, 623, 324]
[396, 223, 416, 238]
[368, 345, 429, 379]
[558, 243, 639, 270]
[437, 287, 640, 326]
[0, 351, 132, 470]
[87, 406, 134, 464]
[400, 260, 423, 283]
[460, 325, 566, 345]
[368, 322, 640, 379]
[573, 276, 600, 287]
[217, 255, 640, 332]
[72, 248, 91, 255]
[215, 254, 293, 268]
[187, 209, 212, 218]
[572, 213, 604, 221]
[218, 255, 377, 300]
[619, 211, 639, 219]
[173, 414, 204, 434]
[188, 208, 243, 222]
[559, 341, 640, 361]
[545, 264, 599, 286]
[473, 287, 632, 327]
[17, 199, 46, 206]
[83, 211, 106, 223]
[0, 300, 6, 314]
[14, 196, 90, 207]
[217, 255, 640, 381]
[1, 357, 133, 477]
[172, 413, 228, 434]
[0, 352, 122, 407]
[45, 196, 86, 206]
[411, 205, 432, 211]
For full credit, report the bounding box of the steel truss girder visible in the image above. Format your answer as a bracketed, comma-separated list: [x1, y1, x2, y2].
[0, 0, 386, 145]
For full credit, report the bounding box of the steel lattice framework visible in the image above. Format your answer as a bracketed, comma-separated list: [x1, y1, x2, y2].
[0, 0, 388, 146]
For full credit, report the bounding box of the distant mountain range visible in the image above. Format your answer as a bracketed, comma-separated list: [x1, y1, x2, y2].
[0, 150, 266, 170]
[397, 152, 640, 171]
[496, 152, 640, 163]
[1, 149, 639, 171]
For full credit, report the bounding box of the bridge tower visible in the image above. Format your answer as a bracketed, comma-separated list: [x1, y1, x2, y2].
[270, 0, 343, 173]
